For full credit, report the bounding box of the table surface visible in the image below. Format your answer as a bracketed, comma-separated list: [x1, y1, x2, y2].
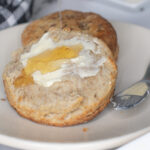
[1, 0, 150, 149]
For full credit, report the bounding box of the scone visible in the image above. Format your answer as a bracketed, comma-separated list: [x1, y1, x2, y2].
[22, 10, 118, 60]
[3, 30, 117, 126]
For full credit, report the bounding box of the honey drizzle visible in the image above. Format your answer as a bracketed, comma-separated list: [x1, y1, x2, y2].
[14, 70, 34, 88]
[14, 45, 83, 88]
[24, 45, 82, 75]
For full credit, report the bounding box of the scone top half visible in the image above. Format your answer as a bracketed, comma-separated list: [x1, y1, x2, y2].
[22, 10, 118, 60]
[3, 29, 117, 126]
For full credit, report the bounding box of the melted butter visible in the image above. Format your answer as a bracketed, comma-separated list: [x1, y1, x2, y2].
[14, 45, 83, 87]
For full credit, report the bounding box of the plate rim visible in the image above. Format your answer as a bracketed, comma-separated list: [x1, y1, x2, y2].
[1, 22, 150, 150]
[0, 127, 150, 150]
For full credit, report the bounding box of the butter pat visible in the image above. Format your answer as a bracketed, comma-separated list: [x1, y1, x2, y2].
[20, 32, 107, 87]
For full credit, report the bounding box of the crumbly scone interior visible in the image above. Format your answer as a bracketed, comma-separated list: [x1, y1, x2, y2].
[3, 30, 117, 125]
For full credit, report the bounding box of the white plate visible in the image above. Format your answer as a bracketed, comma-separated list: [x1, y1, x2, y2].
[0, 22, 150, 150]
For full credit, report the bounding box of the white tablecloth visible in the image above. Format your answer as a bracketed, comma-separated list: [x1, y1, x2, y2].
[118, 132, 150, 150]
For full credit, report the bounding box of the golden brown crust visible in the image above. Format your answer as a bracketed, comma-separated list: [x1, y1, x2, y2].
[22, 10, 118, 60]
[3, 78, 114, 126]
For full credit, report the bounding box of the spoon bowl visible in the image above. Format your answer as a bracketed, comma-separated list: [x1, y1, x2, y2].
[111, 63, 150, 110]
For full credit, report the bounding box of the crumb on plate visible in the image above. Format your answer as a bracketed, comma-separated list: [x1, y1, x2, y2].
[83, 127, 88, 132]
[0, 98, 6, 101]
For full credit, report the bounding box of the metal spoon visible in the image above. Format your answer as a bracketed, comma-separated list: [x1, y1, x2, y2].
[111, 63, 150, 110]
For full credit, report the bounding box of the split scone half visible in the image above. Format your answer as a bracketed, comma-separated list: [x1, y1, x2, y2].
[22, 10, 118, 60]
[3, 30, 117, 126]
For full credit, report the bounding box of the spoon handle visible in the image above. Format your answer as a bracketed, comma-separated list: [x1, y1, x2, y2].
[143, 63, 150, 80]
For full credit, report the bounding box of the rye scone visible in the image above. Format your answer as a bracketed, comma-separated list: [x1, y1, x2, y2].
[22, 10, 118, 60]
[3, 29, 117, 126]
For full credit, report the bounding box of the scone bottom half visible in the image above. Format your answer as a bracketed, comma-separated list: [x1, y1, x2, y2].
[3, 30, 117, 126]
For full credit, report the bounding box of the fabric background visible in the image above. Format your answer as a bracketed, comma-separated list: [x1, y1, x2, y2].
[0, 0, 33, 30]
